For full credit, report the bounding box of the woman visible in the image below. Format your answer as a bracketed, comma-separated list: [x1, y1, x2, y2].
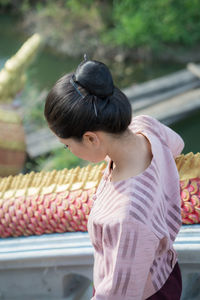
[44, 57, 183, 299]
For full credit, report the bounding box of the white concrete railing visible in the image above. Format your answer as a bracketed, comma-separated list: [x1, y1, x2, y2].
[0, 225, 199, 300]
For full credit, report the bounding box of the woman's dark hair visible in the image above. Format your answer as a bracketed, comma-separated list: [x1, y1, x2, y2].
[44, 59, 132, 140]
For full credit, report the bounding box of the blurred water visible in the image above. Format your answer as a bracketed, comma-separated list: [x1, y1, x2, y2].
[0, 15, 80, 91]
[171, 109, 200, 154]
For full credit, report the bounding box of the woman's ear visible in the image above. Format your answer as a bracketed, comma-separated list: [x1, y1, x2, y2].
[82, 131, 100, 147]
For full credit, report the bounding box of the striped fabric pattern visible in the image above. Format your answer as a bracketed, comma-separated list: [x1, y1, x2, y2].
[88, 115, 184, 300]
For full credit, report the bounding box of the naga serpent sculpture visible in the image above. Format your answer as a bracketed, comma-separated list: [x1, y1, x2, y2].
[0, 33, 41, 104]
[0, 34, 42, 176]
[0, 152, 199, 238]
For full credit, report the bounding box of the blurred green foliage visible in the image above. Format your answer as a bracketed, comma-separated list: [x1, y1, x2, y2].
[107, 0, 200, 49]
[25, 147, 86, 173]
[1, 0, 200, 51]
[20, 85, 47, 130]
[0, 0, 32, 13]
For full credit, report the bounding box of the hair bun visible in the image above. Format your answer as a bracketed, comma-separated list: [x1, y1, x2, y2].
[75, 60, 114, 98]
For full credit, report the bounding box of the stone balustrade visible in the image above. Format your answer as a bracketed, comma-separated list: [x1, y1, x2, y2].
[0, 225, 199, 299]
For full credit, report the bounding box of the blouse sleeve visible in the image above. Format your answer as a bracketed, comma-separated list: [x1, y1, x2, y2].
[91, 220, 159, 300]
[131, 115, 185, 158]
[153, 118, 185, 158]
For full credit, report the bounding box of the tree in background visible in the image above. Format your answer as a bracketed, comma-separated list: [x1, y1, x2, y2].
[1, 0, 200, 60]
[107, 0, 200, 50]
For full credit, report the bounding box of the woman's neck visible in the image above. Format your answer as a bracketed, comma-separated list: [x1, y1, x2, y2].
[106, 130, 152, 183]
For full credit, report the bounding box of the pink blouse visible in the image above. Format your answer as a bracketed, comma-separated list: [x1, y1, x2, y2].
[87, 114, 184, 300]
